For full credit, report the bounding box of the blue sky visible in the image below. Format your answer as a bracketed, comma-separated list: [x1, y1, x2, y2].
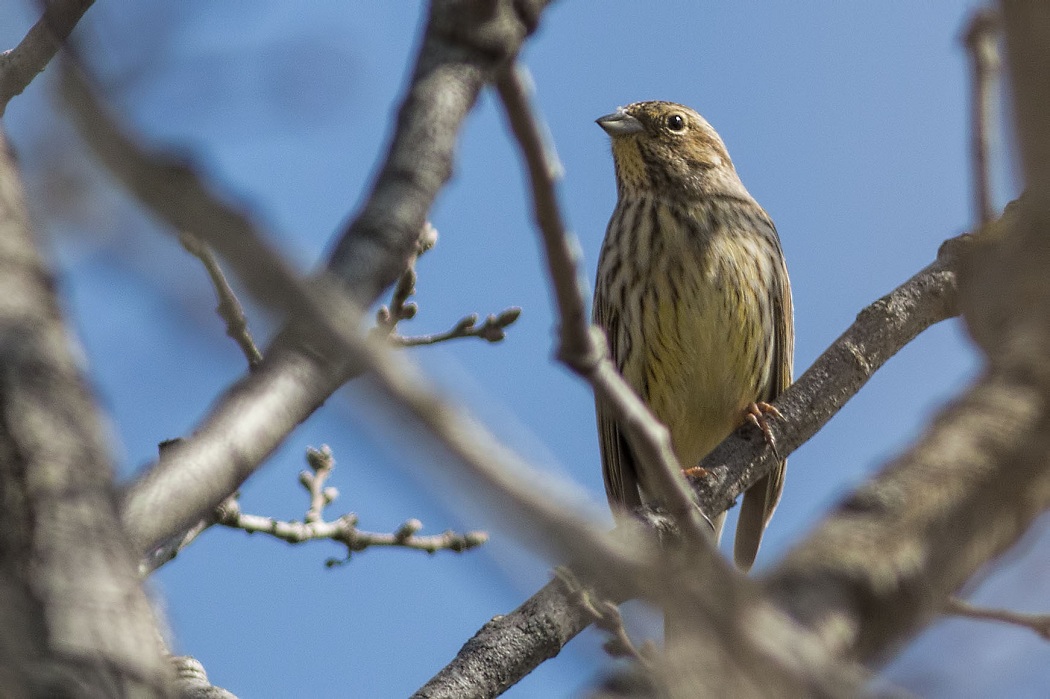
[4, 2, 1046, 697]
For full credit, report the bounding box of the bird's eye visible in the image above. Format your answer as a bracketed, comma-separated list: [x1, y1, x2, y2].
[666, 114, 686, 132]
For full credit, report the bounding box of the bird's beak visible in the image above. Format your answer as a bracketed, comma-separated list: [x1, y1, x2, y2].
[596, 110, 643, 136]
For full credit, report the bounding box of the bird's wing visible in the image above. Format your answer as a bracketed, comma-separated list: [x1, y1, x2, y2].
[733, 230, 794, 571]
[593, 291, 643, 515]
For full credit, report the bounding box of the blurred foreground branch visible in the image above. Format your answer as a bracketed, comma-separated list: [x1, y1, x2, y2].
[0, 126, 170, 694]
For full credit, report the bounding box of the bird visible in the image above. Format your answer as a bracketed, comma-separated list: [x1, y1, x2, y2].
[592, 100, 793, 572]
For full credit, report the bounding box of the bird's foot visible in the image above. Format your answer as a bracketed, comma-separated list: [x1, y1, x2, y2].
[743, 402, 782, 459]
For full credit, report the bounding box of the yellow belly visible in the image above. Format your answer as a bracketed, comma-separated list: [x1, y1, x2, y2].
[620, 226, 773, 470]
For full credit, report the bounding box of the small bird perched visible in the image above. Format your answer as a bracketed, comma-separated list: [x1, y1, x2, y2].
[593, 101, 793, 571]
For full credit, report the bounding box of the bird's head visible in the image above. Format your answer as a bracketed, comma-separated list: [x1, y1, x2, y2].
[596, 101, 746, 200]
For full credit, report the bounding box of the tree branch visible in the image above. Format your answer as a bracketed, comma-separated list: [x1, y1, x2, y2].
[0, 0, 94, 115]
[764, 367, 1050, 662]
[0, 125, 171, 694]
[759, 0, 1050, 670]
[214, 446, 488, 561]
[389, 308, 522, 347]
[945, 597, 1050, 640]
[963, 8, 1001, 225]
[179, 233, 263, 369]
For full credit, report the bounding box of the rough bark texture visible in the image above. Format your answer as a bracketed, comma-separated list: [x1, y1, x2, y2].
[0, 129, 171, 695]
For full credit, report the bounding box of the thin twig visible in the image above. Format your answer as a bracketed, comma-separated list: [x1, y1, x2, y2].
[144, 446, 488, 572]
[390, 308, 522, 346]
[218, 445, 488, 561]
[374, 222, 438, 333]
[179, 233, 263, 369]
[945, 597, 1050, 640]
[963, 8, 1001, 225]
[373, 223, 521, 347]
[494, 63, 715, 550]
[218, 502, 488, 561]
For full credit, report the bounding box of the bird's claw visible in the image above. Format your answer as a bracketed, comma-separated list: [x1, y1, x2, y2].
[744, 402, 782, 459]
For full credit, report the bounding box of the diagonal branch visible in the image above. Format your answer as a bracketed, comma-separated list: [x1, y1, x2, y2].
[0, 0, 94, 115]
[415, 236, 964, 697]
[98, 0, 554, 561]
[945, 597, 1050, 640]
[179, 233, 263, 369]
[687, 239, 963, 522]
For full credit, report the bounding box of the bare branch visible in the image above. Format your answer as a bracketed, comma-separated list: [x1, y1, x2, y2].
[0, 125, 171, 693]
[760, 1, 1050, 665]
[554, 568, 655, 668]
[215, 445, 488, 560]
[373, 221, 438, 333]
[219, 503, 488, 560]
[764, 367, 1050, 662]
[139, 509, 219, 577]
[373, 223, 522, 348]
[0, 0, 94, 115]
[172, 656, 238, 699]
[327, 0, 551, 305]
[390, 308, 522, 347]
[179, 233, 263, 369]
[945, 597, 1050, 640]
[963, 8, 1001, 225]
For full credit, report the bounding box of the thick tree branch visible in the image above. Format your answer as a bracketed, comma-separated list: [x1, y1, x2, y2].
[0, 0, 94, 115]
[764, 368, 1050, 662]
[0, 127, 171, 694]
[326, 0, 548, 304]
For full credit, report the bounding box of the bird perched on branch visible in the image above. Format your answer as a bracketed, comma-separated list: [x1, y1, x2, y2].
[593, 100, 793, 571]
